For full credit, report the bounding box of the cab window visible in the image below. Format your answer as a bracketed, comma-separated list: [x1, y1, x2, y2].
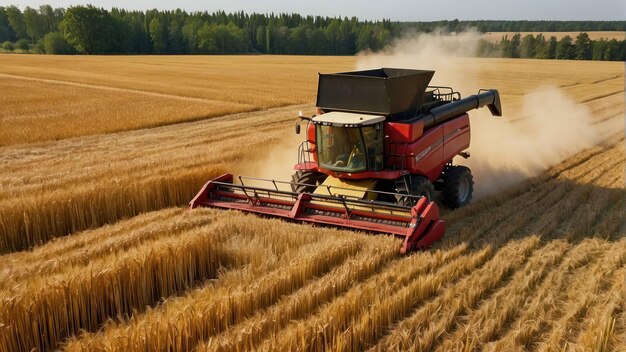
[317, 125, 367, 172]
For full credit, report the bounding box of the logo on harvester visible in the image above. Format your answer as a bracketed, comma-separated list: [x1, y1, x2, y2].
[415, 146, 432, 163]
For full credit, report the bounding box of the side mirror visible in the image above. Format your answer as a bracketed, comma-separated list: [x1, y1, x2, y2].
[295, 123, 301, 134]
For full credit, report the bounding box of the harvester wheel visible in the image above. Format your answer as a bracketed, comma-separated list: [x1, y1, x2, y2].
[291, 171, 327, 193]
[441, 165, 473, 208]
[396, 175, 435, 206]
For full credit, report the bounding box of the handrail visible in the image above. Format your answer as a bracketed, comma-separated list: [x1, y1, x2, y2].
[213, 180, 418, 213]
[297, 140, 314, 165]
[237, 175, 422, 202]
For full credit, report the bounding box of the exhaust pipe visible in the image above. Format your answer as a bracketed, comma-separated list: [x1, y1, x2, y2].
[421, 89, 502, 128]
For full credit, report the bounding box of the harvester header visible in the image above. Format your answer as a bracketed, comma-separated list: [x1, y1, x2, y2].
[191, 67, 502, 253]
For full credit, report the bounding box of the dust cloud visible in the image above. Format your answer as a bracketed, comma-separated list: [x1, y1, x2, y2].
[235, 134, 301, 190]
[356, 28, 484, 92]
[467, 88, 600, 197]
[356, 30, 601, 198]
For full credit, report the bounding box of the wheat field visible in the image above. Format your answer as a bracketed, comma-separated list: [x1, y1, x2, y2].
[0, 55, 353, 145]
[0, 55, 624, 351]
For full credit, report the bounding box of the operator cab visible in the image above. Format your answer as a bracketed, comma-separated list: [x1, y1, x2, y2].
[311, 111, 385, 173]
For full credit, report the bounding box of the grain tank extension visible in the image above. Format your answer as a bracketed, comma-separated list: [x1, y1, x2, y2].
[190, 68, 502, 253]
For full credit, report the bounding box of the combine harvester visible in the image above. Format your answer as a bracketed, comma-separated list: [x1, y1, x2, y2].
[191, 68, 501, 253]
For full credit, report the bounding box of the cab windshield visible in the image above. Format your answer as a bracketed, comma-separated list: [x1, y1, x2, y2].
[316, 124, 383, 172]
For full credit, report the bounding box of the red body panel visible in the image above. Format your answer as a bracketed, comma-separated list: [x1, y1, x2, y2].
[401, 124, 445, 180]
[385, 120, 424, 142]
[298, 113, 471, 182]
[442, 115, 471, 163]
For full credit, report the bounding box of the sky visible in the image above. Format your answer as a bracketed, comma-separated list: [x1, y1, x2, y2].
[6, 0, 626, 21]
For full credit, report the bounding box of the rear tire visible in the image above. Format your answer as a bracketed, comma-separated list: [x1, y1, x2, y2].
[291, 171, 327, 193]
[396, 175, 435, 206]
[441, 165, 473, 208]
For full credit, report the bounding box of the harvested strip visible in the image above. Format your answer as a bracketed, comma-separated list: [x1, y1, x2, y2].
[200, 240, 399, 352]
[332, 245, 494, 351]
[257, 244, 488, 351]
[535, 239, 626, 352]
[444, 142, 616, 247]
[436, 238, 608, 350]
[570, 269, 625, 352]
[482, 238, 608, 350]
[371, 236, 546, 351]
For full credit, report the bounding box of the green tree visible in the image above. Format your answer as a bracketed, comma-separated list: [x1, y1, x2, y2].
[477, 38, 497, 57]
[533, 34, 548, 58]
[149, 17, 166, 53]
[167, 20, 185, 54]
[499, 35, 515, 57]
[371, 24, 390, 51]
[43, 31, 72, 54]
[574, 32, 591, 60]
[604, 39, 623, 61]
[38, 5, 64, 33]
[325, 19, 340, 54]
[545, 36, 557, 59]
[265, 24, 272, 53]
[591, 39, 607, 60]
[509, 33, 521, 58]
[182, 18, 203, 53]
[355, 25, 374, 52]
[269, 26, 288, 54]
[6, 6, 27, 39]
[519, 34, 537, 58]
[197, 23, 246, 54]
[16, 38, 29, 51]
[0, 7, 16, 42]
[60, 6, 119, 54]
[338, 20, 356, 54]
[499, 33, 521, 58]
[23, 6, 47, 42]
[308, 27, 327, 54]
[197, 23, 218, 53]
[223, 23, 247, 53]
[555, 35, 575, 59]
[255, 25, 265, 52]
[286, 25, 307, 54]
[2, 40, 14, 52]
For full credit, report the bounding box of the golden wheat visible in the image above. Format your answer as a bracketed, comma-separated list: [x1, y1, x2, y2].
[0, 139, 621, 351]
[62, 221, 374, 351]
[0, 56, 623, 352]
[0, 55, 354, 146]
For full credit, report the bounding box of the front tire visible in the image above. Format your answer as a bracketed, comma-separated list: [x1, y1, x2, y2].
[441, 165, 474, 208]
[291, 171, 327, 193]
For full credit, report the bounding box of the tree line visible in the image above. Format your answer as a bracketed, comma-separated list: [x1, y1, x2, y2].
[479, 32, 625, 61]
[401, 19, 624, 33]
[0, 4, 624, 61]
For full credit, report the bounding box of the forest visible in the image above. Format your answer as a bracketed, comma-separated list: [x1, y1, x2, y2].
[0, 5, 624, 60]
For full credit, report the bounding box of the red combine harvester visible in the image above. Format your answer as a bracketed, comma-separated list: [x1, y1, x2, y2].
[190, 68, 502, 253]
